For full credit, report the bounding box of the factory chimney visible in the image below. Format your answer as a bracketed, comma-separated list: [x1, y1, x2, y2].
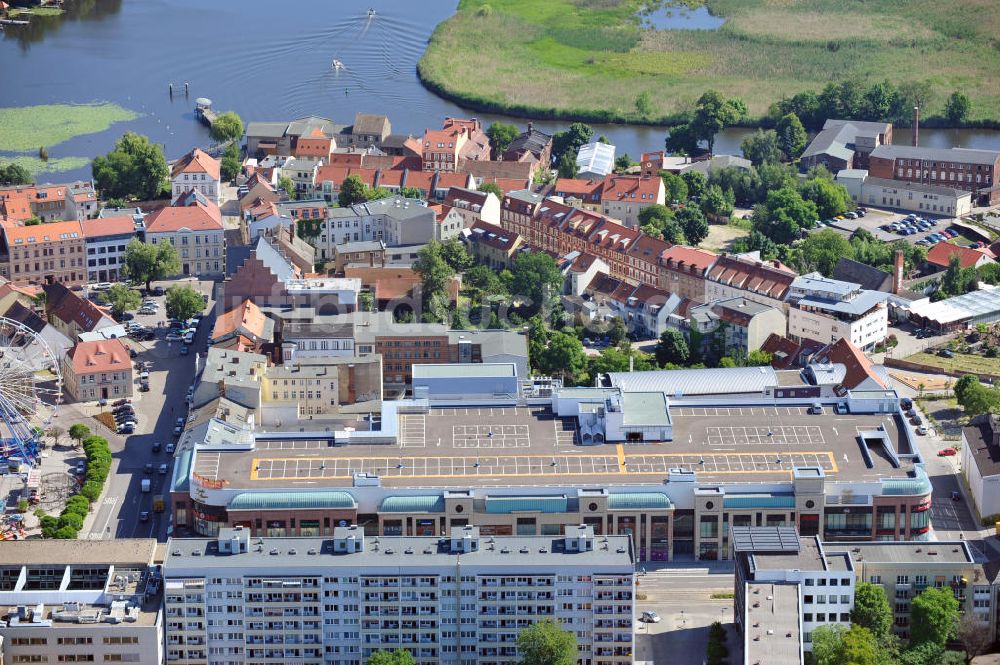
[912, 106, 920, 147]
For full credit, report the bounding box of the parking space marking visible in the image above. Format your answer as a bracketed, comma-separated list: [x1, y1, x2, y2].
[399, 414, 426, 448]
[452, 424, 530, 448]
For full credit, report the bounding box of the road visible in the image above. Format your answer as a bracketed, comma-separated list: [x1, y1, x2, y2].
[81, 278, 216, 542]
[634, 564, 739, 665]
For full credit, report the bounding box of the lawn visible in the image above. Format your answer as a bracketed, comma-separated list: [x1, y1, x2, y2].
[418, 0, 1000, 123]
[907, 351, 1000, 377]
[0, 103, 137, 152]
[9, 6, 65, 16]
[702, 223, 749, 252]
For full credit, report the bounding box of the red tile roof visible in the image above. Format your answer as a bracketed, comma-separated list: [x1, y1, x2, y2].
[80, 216, 136, 239]
[599, 175, 663, 203]
[554, 178, 602, 196]
[44, 281, 114, 332]
[2, 219, 83, 245]
[660, 245, 718, 273]
[67, 339, 131, 375]
[171, 148, 221, 181]
[815, 337, 887, 391]
[760, 334, 805, 370]
[926, 242, 988, 269]
[212, 299, 268, 342]
[314, 166, 377, 188]
[707, 255, 795, 300]
[145, 201, 222, 233]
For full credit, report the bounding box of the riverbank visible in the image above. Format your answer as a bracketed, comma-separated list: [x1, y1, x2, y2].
[417, 0, 1000, 126]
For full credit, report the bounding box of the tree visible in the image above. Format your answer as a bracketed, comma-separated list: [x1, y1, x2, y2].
[440, 238, 473, 273]
[638, 204, 685, 243]
[122, 239, 181, 291]
[635, 91, 654, 118]
[68, 424, 90, 447]
[776, 112, 808, 160]
[676, 206, 709, 245]
[800, 230, 854, 277]
[510, 252, 563, 316]
[840, 625, 879, 665]
[587, 346, 655, 383]
[0, 163, 33, 186]
[486, 122, 520, 158]
[463, 264, 507, 299]
[691, 90, 748, 154]
[700, 184, 735, 220]
[220, 143, 241, 182]
[413, 241, 455, 304]
[752, 187, 818, 244]
[210, 111, 244, 143]
[556, 152, 578, 179]
[740, 129, 783, 167]
[338, 174, 369, 207]
[278, 175, 295, 200]
[664, 122, 701, 155]
[608, 317, 627, 346]
[745, 349, 772, 366]
[551, 122, 593, 163]
[655, 329, 689, 367]
[910, 586, 959, 648]
[479, 183, 504, 199]
[953, 374, 980, 405]
[944, 91, 971, 126]
[105, 283, 141, 319]
[47, 426, 63, 448]
[800, 175, 852, 219]
[939, 255, 978, 300]
[538, 332, 587, 386]
[165, 286, 204, 323]
[91, 132, 169, 201]
[681, 171, 707, 200]
[811, 624, 848, 665]
[862, 80, 898, 121]
[516, 618, 577, 665]
[851, 582, 893, 644]
[397, 186, 423, 199]
[661, 172, 688, 203]
[358, 291, 375, 312]
[955, 614, 991, 665]
[366, 649, 416, 665]
[614, 153, 633, 173]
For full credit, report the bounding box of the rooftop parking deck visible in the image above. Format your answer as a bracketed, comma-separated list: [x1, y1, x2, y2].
[197, 405, 915, 490]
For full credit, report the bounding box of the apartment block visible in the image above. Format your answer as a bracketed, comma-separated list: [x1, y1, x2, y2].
[0, 181, 98, 223]
[161, 525, 633, 665]
[0, 219, 87, 288]
[786, 272, 888, 350]
[0, 540, 163, 665]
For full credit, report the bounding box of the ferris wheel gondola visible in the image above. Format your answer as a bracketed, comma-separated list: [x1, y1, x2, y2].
[0, 317, 61, 466]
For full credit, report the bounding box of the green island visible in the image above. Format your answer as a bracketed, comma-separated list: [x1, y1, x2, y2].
[0, 103, 137, 152]
[0, 155, 91, 176]
[417, 0, 1000, 125]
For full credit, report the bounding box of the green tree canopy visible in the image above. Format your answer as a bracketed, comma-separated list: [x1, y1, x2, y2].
[910, 587, 959, 648]
[487, 122, 520, 158]
[681, 170, 708, 200]
[944, 91, 971, 125]
[122, 239, 181, 291]
[587, 345, 655, 384]
[105, 284, 141, 319]
[800, 229, 854, 277]
[478, 182, 504, 199]
[692, 90, 748, 154]
[92, 132, 169, 201]
[741, 129, 783, 167]
[776, 112, 808, 160]
[811, 624, 878, 665]
[210, 111, 244, 142]
[413, 241, 456, 311]
[851, 582, 893, 644]
[516, 618, 578, 665]
[165, 286, 204, 322]
[366, 649, 416, 665]
[338, 174, 370, 207]
[0, 163, 33, 186]
[614, 153, 634, 173]
[676, 206, 709, 245]
[661, 172, 688, 203]
[655, 329, 689, 367]
[700, 184, 735, 220]
[277, 175, 296, 200]
[800, 175, 852, 219]
[463, 264, 508, 300]
[511, 252, 563, 316]
[752, 187, 818, 244]
[937, 254, 978, 300]
[538, 332, 587, 386]
[664, 122, 701, 155]
[68, 424, 90, 445]
[635, 91, 654, 118]
[557, 152, 578, 179]
[551, 122, 593, 163]
[220, 143, 241, 182]
[440, 238, 473, 273]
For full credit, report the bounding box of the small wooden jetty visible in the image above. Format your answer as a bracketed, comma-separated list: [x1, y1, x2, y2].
[195, 98, 217, 127]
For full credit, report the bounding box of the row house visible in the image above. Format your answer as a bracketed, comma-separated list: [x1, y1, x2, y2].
[704, 254, 796, 313]
[421, 117, 491, 172]
[553, 174, 666, 228]
[462, 220, 525, 271]
[0, 219, 87, 288]
[314, 165, 474, 203]
[659, 245, 717, 302]
[0, 181, 98, 223]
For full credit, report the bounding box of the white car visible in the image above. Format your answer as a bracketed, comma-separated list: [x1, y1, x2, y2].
[641, 611, 661, 623]
[183, 332, 195, 345]
[165, 333, 183, 342]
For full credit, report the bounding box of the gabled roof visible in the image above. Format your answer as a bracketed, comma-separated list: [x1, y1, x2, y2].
[80, 216, 137, 240]
[504, 127, 552, 158]
[813, 337, 887, 391]
[706, 255, 796, 300]
[660, 245, 717, 273]
[2, 219, 83, 245]
[870, 144, 1000, 166]
[212, 299, 273, 344]
[171, 148, 221, 181]
[926, 242, 989, 269]
[760, 333, 805, 370]
[43, 282, 115, 333]
[351, 112, 390, 137]
[252, 236, 296, 284]
[145, 201, 222, 234]
[67, 338, 131, 375]
[599, 175, 662, 203]
[832, 258, 891, 291]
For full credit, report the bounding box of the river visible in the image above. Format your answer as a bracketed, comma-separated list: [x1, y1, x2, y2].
[3, 0, 1000, 182]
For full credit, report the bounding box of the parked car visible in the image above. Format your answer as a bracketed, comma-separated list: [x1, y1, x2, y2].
[112, 398, 131, 407]
[139, 511, 150, 522]
[118, 423, 134, 434]
[900, 397, 913, 409]
[144, 463, 153, 474]
[139, 382, 150, 393]
[165, 333, 183, 342]
[641, 611, 661, 623]
[166, 443, 175, 455]
[938, 349, 954, 358]
[152, 442, 162, 453]
[938, 447, 957, 457]
[179, 346, 190, 356]
[152, 286, 165, 296]
[845, 211, 858, 219]
[183, 332, 195, 345]
[916, 426, 928, 435]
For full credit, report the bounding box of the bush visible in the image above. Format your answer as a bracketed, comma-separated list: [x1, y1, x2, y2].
[41, 427, 112, 539]
[16, 499, 28, 512]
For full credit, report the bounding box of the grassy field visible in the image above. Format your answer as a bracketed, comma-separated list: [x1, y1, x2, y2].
[907, 351, 1000, 377]
[418, 0, 1000, 123]
[8, 6, 65, 17]
[702, 223, 749, 252]
[0, 103, 137, 152]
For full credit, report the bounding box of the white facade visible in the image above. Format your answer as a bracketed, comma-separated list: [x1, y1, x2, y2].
[789, 304, 888, 350]
[162, 526, 634, 665]
[85, 234, 133, 282]
[861, 178, 973, 217]
[787, 273, 889, 350]
[309, 198, 439, 261]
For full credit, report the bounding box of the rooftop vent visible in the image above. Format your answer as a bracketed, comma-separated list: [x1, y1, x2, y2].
[288, 549, 297, 555]
[269, 549, 279, 555]
[307, 549, 318, 555]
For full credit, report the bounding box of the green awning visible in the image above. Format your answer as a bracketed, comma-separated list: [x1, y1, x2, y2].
[485, 496, 568, 514]
[228, 491, 356, 511]
[723, 494, 796, 509]
[608, 492, 672, 510]
[380, 495, 446, 513]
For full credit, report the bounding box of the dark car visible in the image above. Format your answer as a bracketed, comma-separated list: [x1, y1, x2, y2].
[152, 442, 162, 453]
[152, 286, 165, 296]
[911, 415, 923, 426]
[900, 397, 913, 410]
[112, 398, 131, 407]
[938, 349, 954, 358]
[139, 382, 150, 392]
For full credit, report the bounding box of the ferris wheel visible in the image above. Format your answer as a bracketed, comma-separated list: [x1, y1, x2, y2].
[0, 317, 61, 466]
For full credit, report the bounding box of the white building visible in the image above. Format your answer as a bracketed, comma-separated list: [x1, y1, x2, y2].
[282, 156, 324, 196]
[576, 142, 616, 180]
[82, 212, 139, 282]
[171, 148, 221, 205]
[0, 540, 163, 665]
[162, 525, 634, 665]
[307, 197, 441, 261]
[787, 272, 889, 350]
[860, 177, 973, 217]
[961, 415, 1000, 519]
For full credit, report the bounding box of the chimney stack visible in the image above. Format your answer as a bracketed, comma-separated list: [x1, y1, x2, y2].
[912, 106, 920, 147]
[892, 249, 904, 294]
[528, 121, 533, 134]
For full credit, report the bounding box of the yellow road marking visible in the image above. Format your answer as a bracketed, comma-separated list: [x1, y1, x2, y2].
[617, 444, 626, 473]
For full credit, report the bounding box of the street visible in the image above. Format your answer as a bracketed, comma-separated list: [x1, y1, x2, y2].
[80, 278, 217, 543]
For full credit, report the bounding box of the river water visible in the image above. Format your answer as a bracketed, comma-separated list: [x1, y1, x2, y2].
[3, 0, 1000, 181]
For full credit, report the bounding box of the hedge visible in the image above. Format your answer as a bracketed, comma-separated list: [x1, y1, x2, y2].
[40, 430, 111, 539]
